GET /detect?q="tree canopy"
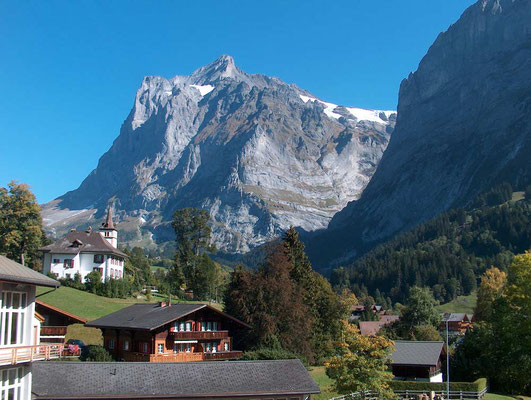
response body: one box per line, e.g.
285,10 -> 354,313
0,181 -> 46,268
326,323 -> 395,398
452,252 -> 531,394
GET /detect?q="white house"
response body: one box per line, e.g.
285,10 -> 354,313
40,208 -> 126,282
0,255 -> 61,399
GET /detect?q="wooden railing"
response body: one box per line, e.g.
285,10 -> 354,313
40,326 -> 67,336
203,351 -> 243,360
123,350 -> 243,363
170,330 -> 229,340
0,344 -> 62,366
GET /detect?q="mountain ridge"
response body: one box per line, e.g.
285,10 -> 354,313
43,55 -> 396,253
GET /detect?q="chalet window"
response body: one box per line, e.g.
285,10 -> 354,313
93,267 -> 103,274
93,254 -> 104,263
205,342 -> 211,352
201,322 -> 206,332
157,344 -> 164,354
142,343 -> 148,353
185,322 -> 191,331
207,322 -> 212,331
65,273 -> 71,279
0,367 -> 24,400
108,339 -> 115,349
123,340 -> 129,351
224,342 -> 229,351
173,344 -> 179,353
0,291 -> 27,346
53,259 -> 60,264
213,321 -> 218,331
179,322 -> 185,331
64,259 -> 73,268
185,343 -> 191,353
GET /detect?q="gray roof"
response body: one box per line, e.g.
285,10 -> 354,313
86,303 -> 251,331
441,312 -> 471,322
31,360 -> 320,399
39,230 -> 126,257
390,341 -> 444,366
0,255 -> 59,288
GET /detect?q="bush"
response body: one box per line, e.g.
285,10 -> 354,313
80,345 -> 113,362
241,347 -> 305,365
389,378 -> 487,392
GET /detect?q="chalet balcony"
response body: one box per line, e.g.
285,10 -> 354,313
40,326 -> 68,336
123,350 -> 243,363
0,344 -> 62,366
169,330 -> 229,340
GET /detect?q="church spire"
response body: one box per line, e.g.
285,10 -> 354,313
102,207 -> 115,230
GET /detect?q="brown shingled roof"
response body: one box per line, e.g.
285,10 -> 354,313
39,231 -> 126,258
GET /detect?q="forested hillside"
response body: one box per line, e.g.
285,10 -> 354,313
331,184 -> 531,304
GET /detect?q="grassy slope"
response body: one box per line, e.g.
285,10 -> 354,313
437,291 -> 477,314
37,286 -> 220,345
309,366 -> 339,400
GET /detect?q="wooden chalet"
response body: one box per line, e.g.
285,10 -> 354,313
439,313 -> 473,336
86,302 -> 250,362
35,300 -> 87,345
390,341 -> 445,382
32,359 -> 320,399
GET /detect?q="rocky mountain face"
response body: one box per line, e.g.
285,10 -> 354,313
307,0 -> 531,270
42,56 -> 395,253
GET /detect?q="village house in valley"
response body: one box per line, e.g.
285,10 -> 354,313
390,341 -> 445,382
86,302 -> 250,362
439,313 -> 474,336
0,255 -> 61,399
40,208 -> 126,282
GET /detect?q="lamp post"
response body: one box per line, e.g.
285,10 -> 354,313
445,315 -> 450,400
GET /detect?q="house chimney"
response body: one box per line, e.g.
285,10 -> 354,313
159,301 -> 167,308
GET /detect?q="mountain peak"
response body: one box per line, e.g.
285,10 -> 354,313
191,54 -> 241,84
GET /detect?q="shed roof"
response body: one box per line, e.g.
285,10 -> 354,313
0,255 -> 59,288
390,341 -> 444,367
86,303 -> 251,331
35,299 -> 87,324
31,359 -> 320,399
359,315 -> 399,336
39,230 -> 126,257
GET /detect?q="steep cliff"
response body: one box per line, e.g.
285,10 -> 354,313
308,0 -> 531,269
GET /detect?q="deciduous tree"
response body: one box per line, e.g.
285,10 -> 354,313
326,323 -> 395,399
0,181 -> 45,267
474,266 -> 507,321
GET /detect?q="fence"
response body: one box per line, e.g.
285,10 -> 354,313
330,386 -> 487,400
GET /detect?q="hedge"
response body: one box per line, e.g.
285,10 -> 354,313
389,378 -> 487,393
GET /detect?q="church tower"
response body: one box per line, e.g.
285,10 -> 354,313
100,207 -> 118,248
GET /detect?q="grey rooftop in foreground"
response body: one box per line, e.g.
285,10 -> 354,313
86,302 -> 251,331
390,341 -> 444,366
0,255 -> 59,288
32,359 -> 320,399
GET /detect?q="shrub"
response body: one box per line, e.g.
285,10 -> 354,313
388,378 -> 487,393
80,345 -> 113,362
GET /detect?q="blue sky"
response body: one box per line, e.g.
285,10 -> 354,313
0,0 -> 475,204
